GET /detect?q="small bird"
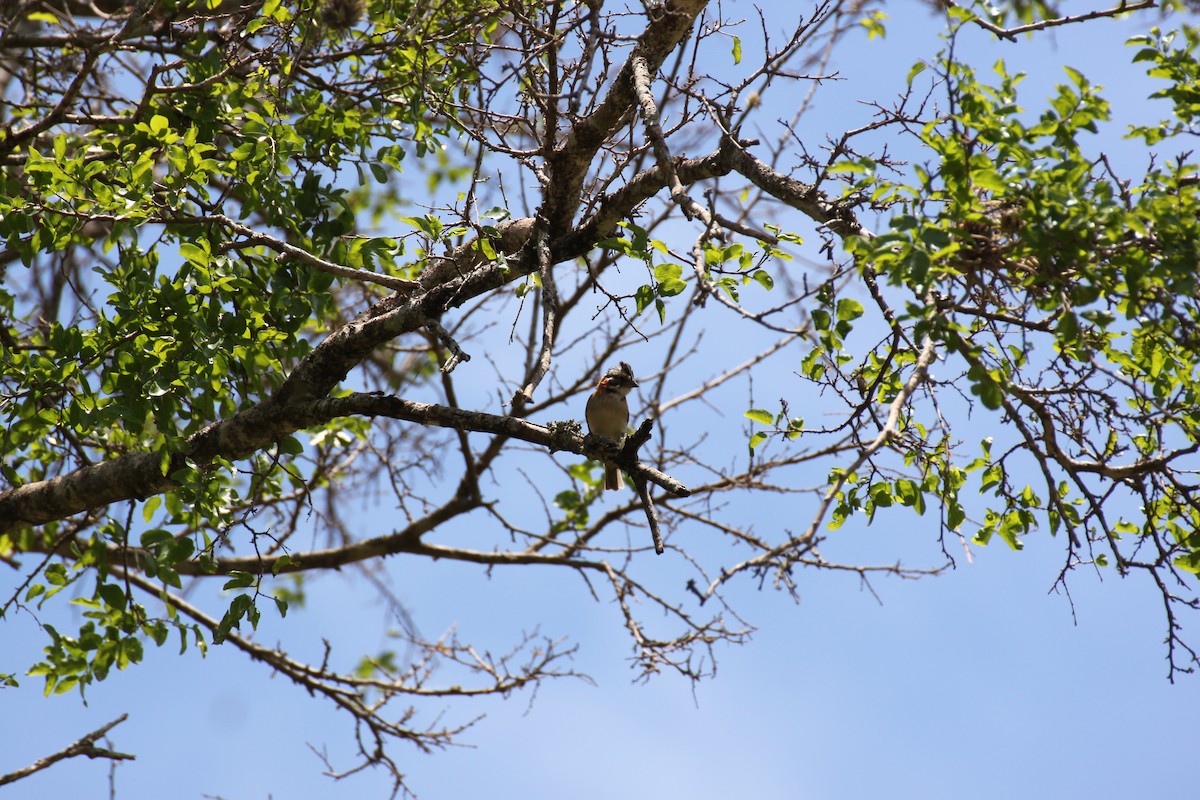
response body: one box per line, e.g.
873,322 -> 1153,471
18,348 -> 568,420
585,361 -> 639,490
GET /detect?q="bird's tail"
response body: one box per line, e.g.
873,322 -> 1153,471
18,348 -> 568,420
605,462 -> 622,491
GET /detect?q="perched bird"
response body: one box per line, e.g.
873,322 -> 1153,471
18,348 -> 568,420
585,361 -> 639,490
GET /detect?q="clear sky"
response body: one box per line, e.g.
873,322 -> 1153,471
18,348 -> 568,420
3,4 -> 1198,799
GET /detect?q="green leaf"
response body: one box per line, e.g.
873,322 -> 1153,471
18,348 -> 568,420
45,563 -> 68,586
657,278 -> 687,297
142,495 -> 162,523
98,583 -> 126,611
744,408 -> 774,425
279,435 -> 304,455
634,284 -> 655,316
179,242 -> 209,266
555,489 -> 581,510
140,529 -> 173,549
946,501 -> 966,531
907,61 -> 927,86
836,298 -> 864,321
654,263 -> 687,296
165,537 -> 195,565
861,9 -> 887,39
222,571 -> 257,591
149,621 -> 169,646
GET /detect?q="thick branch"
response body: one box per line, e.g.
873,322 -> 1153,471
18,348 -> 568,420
544,0 -> 709,233
0,131 -> 856,535
0,138 -> 746,532
726,144 -> 869,239
0,389 -> 689,533
300,394 -> 690,498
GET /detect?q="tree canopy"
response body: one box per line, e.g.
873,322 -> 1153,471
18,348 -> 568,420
4,0 -> 1200,793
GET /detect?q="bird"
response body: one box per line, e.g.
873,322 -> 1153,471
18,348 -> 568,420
585,361 -> 639,490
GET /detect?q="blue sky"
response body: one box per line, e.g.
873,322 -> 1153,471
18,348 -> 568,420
3,3 -> 1199,799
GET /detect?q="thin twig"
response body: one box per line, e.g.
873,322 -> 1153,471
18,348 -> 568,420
0,715 -> 134,787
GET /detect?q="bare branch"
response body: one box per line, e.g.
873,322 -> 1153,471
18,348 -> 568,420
942,0 -> 1156,41
0,715 -> 134,788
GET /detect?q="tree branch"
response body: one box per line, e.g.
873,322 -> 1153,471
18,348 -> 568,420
941,0 -> 1156,41
0,390 -> 689,533
701,334 -> 939,599
0,714 -> 133,788
544,0 -> 709,233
